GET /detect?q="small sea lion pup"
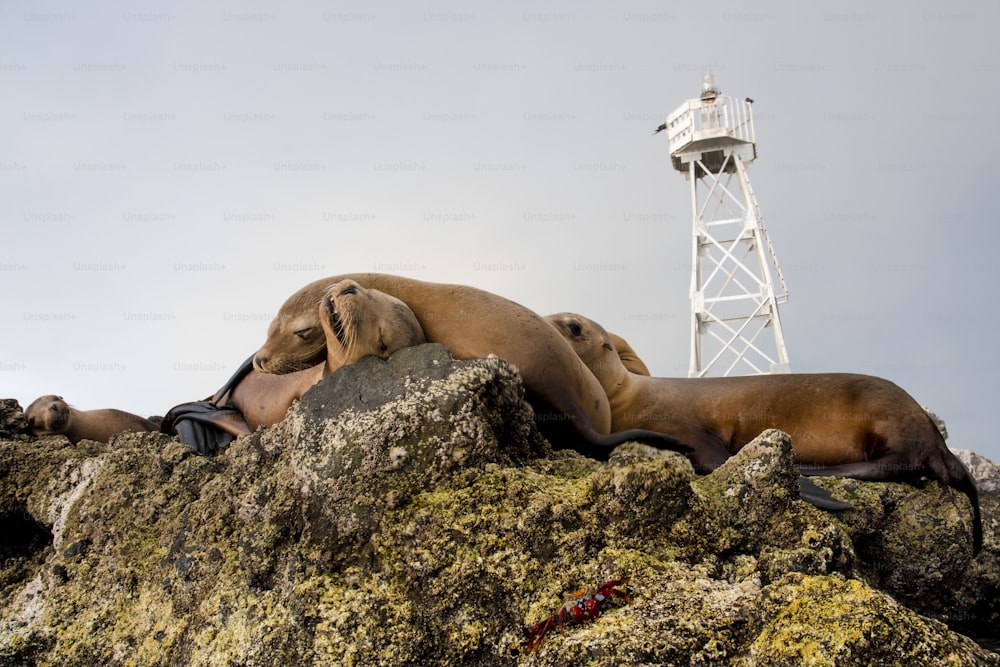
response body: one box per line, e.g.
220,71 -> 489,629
546,312 -> 983,554
254,273 -> 692,459
225,278 -> 427,429
25,394 -> 157,444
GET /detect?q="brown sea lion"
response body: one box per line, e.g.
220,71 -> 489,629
607,332 -> 650,376
25,394 -> 157,444
253,273 -> 692,459
222,279 -> 427,430
546,312 -> 983,553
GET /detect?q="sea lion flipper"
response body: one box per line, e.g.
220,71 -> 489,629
604,429 -> 694,454
211,353 -> 257,405
797,477 -> 852,511
160,401 -> 250,454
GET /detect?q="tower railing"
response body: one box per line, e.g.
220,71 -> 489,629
666,95 -> 756,158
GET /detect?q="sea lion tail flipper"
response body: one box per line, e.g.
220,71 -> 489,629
929,453 -> 983,556
797,477 -> 852,511
573,428 -> 693,461
967,482 -> 983,556
796,460 -> 900,482
802,457 -> 983,555
608,428 -> 694,454
962,475 -> 984,556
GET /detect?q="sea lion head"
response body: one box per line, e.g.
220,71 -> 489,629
545,312 -> 633,389
319,279 -> 426,373
25,394 -> 72,436
254,288 -> 328,374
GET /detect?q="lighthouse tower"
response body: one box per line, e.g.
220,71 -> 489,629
660,74 -> 791,377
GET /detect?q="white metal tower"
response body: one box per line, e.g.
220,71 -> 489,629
659,74 -> 791,377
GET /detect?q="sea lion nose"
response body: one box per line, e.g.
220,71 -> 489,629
253,355 -> 267,371
340,284 -> 358,296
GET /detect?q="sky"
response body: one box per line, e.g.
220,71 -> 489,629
2,1 -> 998,462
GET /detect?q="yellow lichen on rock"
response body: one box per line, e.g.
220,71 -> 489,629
0,345 -> 997,665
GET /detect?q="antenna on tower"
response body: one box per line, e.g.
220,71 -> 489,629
658,73 -> 791,377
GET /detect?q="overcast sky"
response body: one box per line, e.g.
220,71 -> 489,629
3,1 -> 998,462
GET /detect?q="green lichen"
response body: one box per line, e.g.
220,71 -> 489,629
740,573 -> 994,666
0,349 -> 997,665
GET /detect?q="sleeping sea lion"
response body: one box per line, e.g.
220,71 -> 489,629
25,395 -> 156,444
228,278 -> 427,430
253,273 -> 692,459
546,312 -> 982,553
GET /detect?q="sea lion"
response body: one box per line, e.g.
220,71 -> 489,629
607,332 -> 650,376
254,273 -> 692,459
546,312 -> 983,553
226,278 -> 427,430
25,394 -> 157,444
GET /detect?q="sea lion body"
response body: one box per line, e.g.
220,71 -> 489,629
255,273 -> 691,458
547,312 -> 982,552
223,279 -> 426,430
224,366 -> 321,431
25,395 -> 157,444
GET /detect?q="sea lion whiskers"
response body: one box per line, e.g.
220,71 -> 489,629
318,279 -> 426,373
322,290 -> 348,348
321,287 -> 354,372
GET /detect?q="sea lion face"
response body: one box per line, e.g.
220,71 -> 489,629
545,313 -> 615,366
254,308 -> 327,374
545,312 -> 627,386
25,395 -> 71,435
320,279 -> 426,372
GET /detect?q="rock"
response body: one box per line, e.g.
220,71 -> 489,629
741,573 -> 994,666
955,449 -> 1000,493
0,344 -> 996,665
256,342 -> 550,571
0,400 -> 27,439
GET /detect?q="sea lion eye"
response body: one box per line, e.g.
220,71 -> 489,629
294,327 -> 316,340
568,323 -> 583,337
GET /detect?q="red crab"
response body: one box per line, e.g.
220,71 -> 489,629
525,577 -> 631,652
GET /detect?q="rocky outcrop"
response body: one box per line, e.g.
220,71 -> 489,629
0,399 -> 27,438
957,449 -> 1000,494
1,343 -> 997,665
